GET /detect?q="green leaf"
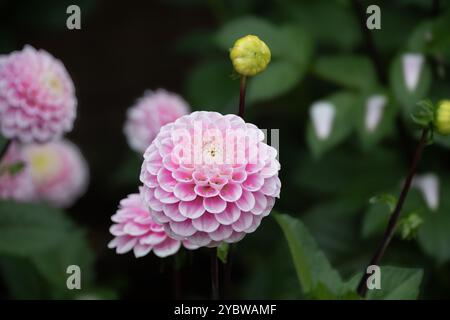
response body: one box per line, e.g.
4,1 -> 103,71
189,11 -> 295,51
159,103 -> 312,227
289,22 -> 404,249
215,16 -> 313,66
112,152 -> 142,188
7,161 -> 25,176
31,230 -> 95,296
279,0 -> 361,50
347,266 -> 423,300
369,193 -> 398,212
399,213 -> 423,240
216,16 -> 280,54
418,212 -> 450,263
276,25 -> 313,68
390,53 -> 432,115
417,182 -> 450,263
0,256 -> 48,299
184,60 -> 237,111
0,201 -> 73,256
362,189 -> 425,239
274,213 -> 346,298
411,100 -> 435,128
314,55 -> 377,91
306,92 -> 358,158
217,242 -> 229,264
0,134 -> 7,151
247,60 -> 303,104
296,146 -> 404,205
407,21 -> 434,53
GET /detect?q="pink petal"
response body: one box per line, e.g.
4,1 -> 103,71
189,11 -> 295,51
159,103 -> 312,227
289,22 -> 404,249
203,196 -> 227,214
215,202 -> 241,225
157,168 -> 177,192
115,236 -> 138,254
245,162 -> 264,174
154,187 -> 179,204
192,213 -> 220,232
236,189 -> 256,212
182,240 -> 200,250
246,215 -> 263,233
109,224 -> 125,236
172,168 -> 193,183
179,197 -> 205,219
140,232 -> 166,245
163,203 -> 187,222
260,160 -> 280,178
145,188 -> 164,212
232,211 -> 254,232
219,183 -> 243,202
209,176 -> 228,189
231,170 -> 247,183
242,174 -> 264,192
173,183 -> 197,201
150,210 -> 170,223
260,176 -> 279,197
133,244 -> 152,258
123,222 -> 150,236
169,220 -> 196,237
189,231 -> 212,247
209,225 -> 233,242
192,171 -> 209,186
153,238 -> 181,257
163,154 -> 179,171
194,185 -> 219,198
262,197 -> 275,217
225,231 -> 246,243
251,192 -> 268,216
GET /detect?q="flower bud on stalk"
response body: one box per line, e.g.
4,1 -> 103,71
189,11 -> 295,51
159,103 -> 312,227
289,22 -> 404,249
229,35 -> 271,118
229,35 -> 271,77
434,100 -> 450,136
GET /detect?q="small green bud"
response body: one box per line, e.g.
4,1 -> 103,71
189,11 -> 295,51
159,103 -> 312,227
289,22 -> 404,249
434,100 -> 450,136
229,35 -> 271,76
399,213 -> 423,240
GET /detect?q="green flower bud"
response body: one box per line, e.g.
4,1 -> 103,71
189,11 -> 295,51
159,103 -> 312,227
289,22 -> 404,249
229,35 -> 271,76
435,100 -> 450,136
399,213 -> 423,240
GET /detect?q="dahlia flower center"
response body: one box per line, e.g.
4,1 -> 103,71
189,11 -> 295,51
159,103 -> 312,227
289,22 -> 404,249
27,148 -> 62,182
41,72 -> 64,96
202,141 -> 223,164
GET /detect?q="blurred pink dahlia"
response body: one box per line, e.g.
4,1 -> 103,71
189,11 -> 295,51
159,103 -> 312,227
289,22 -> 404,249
124,89 -> 190,153
108,191 -> 198,258
140,111 -> 281,247
0,45 -> 76,143
22,139 -> 88,208
0,142 -> 34,201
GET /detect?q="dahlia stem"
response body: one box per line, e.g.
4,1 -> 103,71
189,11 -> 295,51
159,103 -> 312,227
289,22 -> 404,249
357,128 -> 429,297
210,249 -> 220,300
223,244 -> 233,299
238,76 -> 247,118
172,266 -> 181,299
0,139 -> 11,164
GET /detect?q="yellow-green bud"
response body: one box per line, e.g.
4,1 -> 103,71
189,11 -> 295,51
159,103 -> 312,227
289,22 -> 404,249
229,35 -> 271,76
435,100 -> 450,135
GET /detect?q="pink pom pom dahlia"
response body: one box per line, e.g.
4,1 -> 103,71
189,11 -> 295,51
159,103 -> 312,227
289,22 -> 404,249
22,139 -> 88,208
108,191 -> 197,258
140,111 -> 281,247
0,142 -> 34,201
124,89 -> 190,153
0,45 -> 76,143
